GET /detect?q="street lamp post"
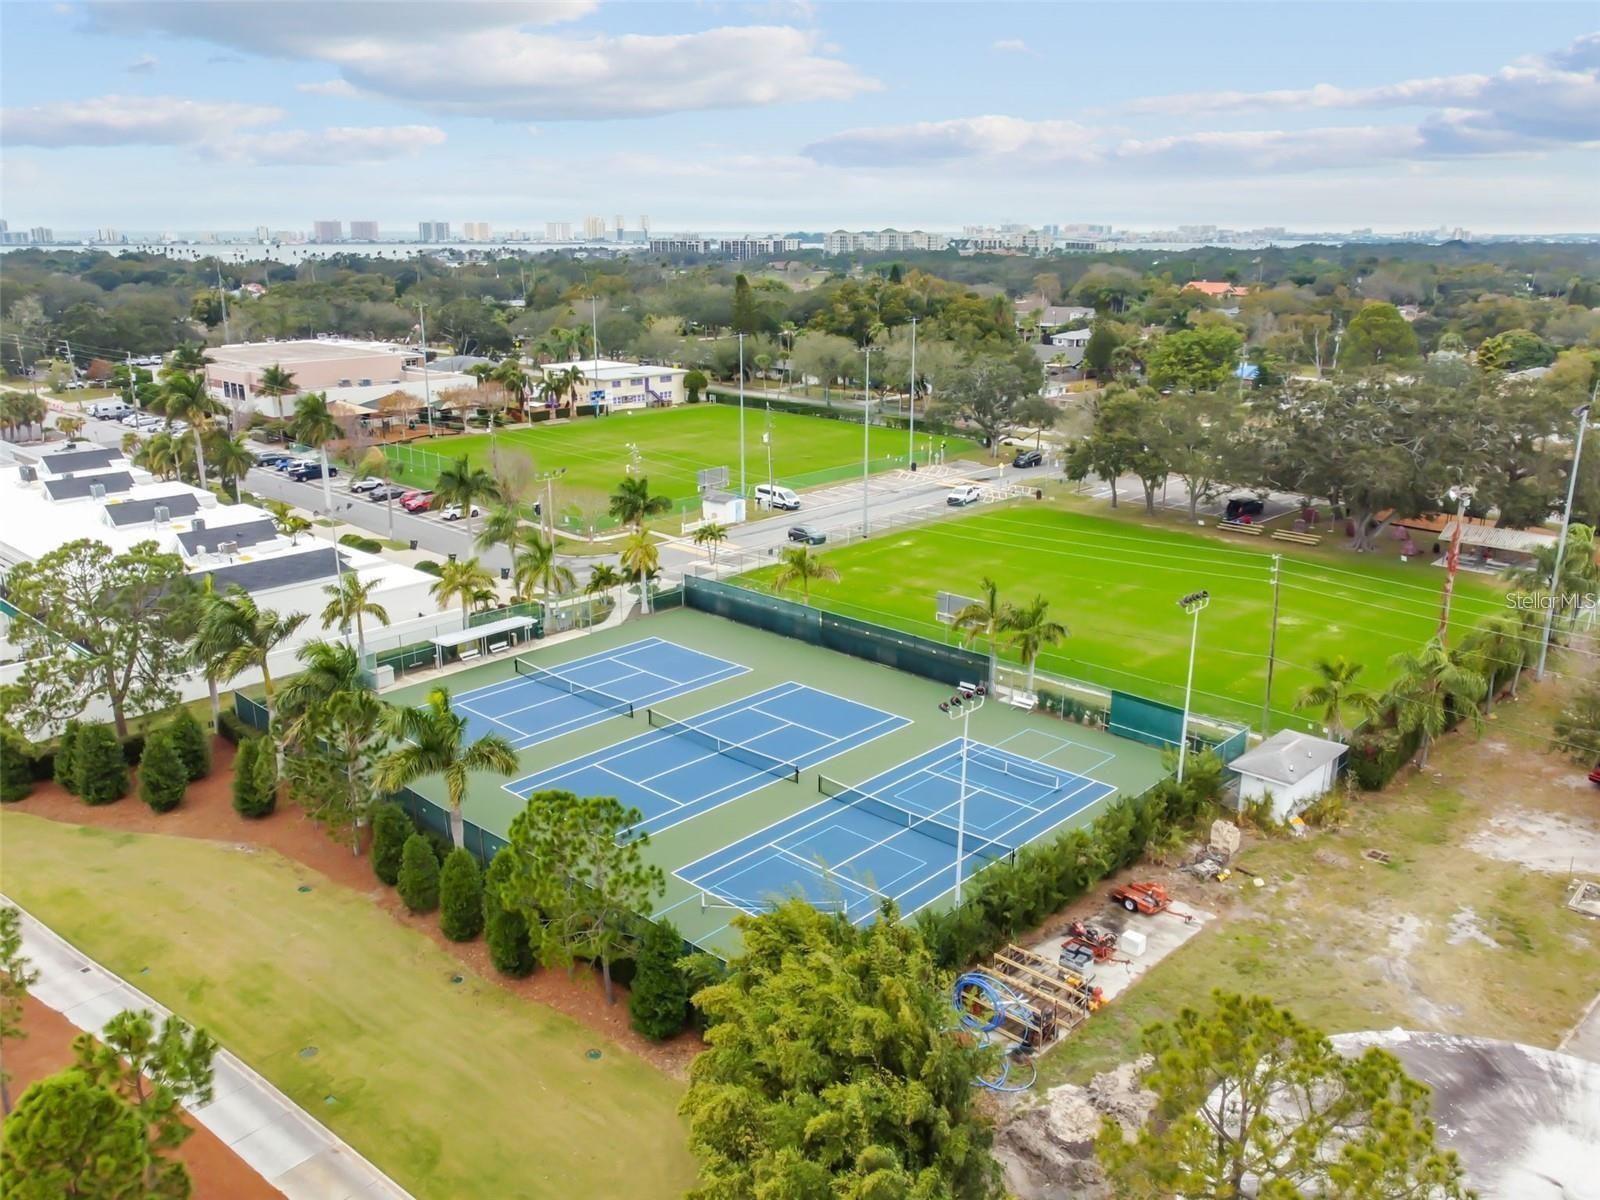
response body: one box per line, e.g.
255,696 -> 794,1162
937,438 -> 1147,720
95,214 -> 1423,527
908,317 -> 918,467
861,345 -> 874,535
738,332 -> 747,497
417,303 -> 434,436
1176,590 -> 1211,783
1538,397 -> 1595,680
940,684 -> 987,905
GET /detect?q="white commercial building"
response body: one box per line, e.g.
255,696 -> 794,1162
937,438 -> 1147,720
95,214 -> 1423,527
824,229 -> 951,254
1228,731 -> 1347,823
534,358 -> 688,410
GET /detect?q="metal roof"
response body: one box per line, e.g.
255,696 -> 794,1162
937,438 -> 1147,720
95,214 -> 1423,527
1439,522 -> 1556,554
194,547 -> 346,594
103,492 -> 203,527
42,471 -> 134,500
1229,730 -> 1347,785
430,615 -> 538,648
38,447 -> 119,474
176,518 -> 279,555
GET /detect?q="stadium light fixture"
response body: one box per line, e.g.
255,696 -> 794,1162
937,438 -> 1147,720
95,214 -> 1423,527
1176,590 -> 1211,783
941,684 -> 986,905
1538,395 -> 1595,680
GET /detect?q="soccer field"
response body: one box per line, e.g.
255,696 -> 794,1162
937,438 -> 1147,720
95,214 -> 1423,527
737,504 -> 1510,731
0,813 -> 696,1200
386,404 -> 977,523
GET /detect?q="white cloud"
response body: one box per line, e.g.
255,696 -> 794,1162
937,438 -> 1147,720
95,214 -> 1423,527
125,53 -> 157,73
80,3 -> 876,120
991,38 -> 1032,54
201,125 -> 447,167
2,94 -> 282,147
807,115 -> 1097,167
296,79 -> 358,98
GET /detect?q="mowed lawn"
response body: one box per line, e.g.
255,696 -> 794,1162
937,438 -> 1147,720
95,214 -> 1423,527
0,814 -> 696,1200
390,404 -> 977,514
741,504 -> 1509,729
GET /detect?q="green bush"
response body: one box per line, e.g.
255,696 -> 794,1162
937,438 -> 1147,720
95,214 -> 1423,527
166,708 -> 211,781
370,803 -> 412,886
439,848 -> 484,941
397,834 -> 441,913
137,728 -> 187,813
338,533 -> 384,553
483,847 -> 535,977
216,710 -> 257,745
421,829 -> 453,864
53,720 -> 82,794
230,736 -> 277,818
629,919 -> 691,1041
414,560 -> 444,577
74,723 -> 129,806
0,725 -> 34,803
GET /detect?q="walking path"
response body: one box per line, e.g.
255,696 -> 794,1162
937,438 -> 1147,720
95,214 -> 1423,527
3,897 -> 413,1200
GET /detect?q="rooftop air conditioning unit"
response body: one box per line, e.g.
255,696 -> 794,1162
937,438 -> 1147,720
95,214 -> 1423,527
192,517 -> 205,531
90,483 -> 106,499
153,504 -> 170,523
18,465 -> 36,482
193,544 -> 208,556
218,541 -> 239,555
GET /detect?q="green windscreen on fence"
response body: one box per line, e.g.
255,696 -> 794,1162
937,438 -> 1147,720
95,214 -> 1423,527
1108,690 -> 1186,751
683,576 -> 988,687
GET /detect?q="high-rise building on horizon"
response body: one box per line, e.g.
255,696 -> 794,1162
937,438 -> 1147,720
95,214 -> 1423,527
583,215 -> 606,239
546,221 -> 573,240
29,227 -> 54,244
639,215 -> 650,234
418,221 -> 450,241
312,219 -> 343,242
462,221 -> 491,240
349,220 -> 379,240
254,225 -> 271,242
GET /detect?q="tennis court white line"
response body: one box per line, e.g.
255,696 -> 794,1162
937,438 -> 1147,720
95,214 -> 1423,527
451,637 -> 669,706
490,654 -> 741,723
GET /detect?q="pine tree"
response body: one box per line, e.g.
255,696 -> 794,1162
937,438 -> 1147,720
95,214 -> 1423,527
136,729 -> 187,814
230,736 -> 276,818
629,919 -> 690,1041
370,803 -> 412,886
73,724 -> 128,806
397,834 -> 440,913
165,708 -> 210,782
249,738 -> 278,817
0,1069 -> 160,1200
438,848 -> 484,941
483,846 -> 535,976
0,726 -> 34,803
53,720 -> 82,795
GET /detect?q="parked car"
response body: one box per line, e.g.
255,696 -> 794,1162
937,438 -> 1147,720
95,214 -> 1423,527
946,484 -> 982,507
289,462 -> 336,482
89,400 -> 132,420
754,483 -> 801,511
254,452 -> 294,469
1012,448 -> 1044,468
787,524 -> 827,545
440,503 -> 482,522
273,457 -> 305,472
1224,496 -> 1266,521
368,484 -> 407,501
401,490 -> 435,513
348,476 -> 383,494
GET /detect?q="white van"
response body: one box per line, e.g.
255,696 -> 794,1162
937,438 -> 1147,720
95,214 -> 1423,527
754,483 -> 800,511
89,400 -> 134,420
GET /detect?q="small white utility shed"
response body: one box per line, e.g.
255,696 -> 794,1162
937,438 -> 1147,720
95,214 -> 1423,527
1229,730 -> 1347,821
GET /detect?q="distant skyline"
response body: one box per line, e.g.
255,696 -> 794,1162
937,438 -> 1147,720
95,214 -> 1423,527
2,2 -> 1597,233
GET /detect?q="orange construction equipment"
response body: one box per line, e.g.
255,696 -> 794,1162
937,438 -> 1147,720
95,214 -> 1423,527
1109,881 -> 1197,923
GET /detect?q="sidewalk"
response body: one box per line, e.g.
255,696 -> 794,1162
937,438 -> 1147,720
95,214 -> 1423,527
3,897 -> 412,1200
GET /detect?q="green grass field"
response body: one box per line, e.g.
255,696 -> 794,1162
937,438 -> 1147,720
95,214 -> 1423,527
386,404 -> 978,525
0,814 -> 696,1200
738,502 -> 1510,730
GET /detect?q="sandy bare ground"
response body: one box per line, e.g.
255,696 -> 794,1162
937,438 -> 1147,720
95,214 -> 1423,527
1465,806 -> 1600,875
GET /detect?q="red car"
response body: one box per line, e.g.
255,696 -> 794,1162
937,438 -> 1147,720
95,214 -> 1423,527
1588,765 -> 1600,787
400,490 -> 434,513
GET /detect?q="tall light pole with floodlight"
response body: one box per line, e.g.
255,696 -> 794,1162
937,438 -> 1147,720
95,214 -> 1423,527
939,683 -> 986,904
1538,394 -> 1595,680
1176,590 -> 1211,783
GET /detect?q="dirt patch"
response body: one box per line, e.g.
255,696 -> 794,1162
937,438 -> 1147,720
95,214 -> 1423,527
3,994 -> 283,1200
1447,907 -> 1500,950
1465,807 -> 1600,875
8,738 -> 701,1077
994,1056 -> 1155,1200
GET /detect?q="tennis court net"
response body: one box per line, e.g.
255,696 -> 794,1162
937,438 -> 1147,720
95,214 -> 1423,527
967,747 -> 1069,792
646,709 -> 800,783
817,776 -> 1016,865
513,657 -> 635,718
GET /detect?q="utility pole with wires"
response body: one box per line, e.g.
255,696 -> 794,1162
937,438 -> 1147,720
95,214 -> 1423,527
215,261 -> 232,344
1437,484 -> 1474,642
417,303 -> 434,436
1538,395 -> 1596,680
861,345 -> 874,535
908,317 -> 918,466
737,332 -> 747,496
1261,554 -> 1281,736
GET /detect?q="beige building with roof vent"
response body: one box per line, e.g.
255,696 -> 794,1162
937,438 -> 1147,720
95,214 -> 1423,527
1228,730 -> 1347,822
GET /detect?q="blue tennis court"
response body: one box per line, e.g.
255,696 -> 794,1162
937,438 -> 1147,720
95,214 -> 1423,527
673,737 -> 1117,927
450,636 -> 747,750
504,682 -> 909,836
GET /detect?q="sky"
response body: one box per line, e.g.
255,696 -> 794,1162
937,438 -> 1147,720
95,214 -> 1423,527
1,1 -> 1597,235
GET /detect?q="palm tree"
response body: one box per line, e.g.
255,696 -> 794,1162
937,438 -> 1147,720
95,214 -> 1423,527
693,522 -> 729,569
188,574 -> 230,732
290,391 -> 341,509
375,687 -> 518,848
511,528 -> 574,602
208,431 -> 255,501
771,545 -> 839,606
133,431 -> 180,480
321,572 -> 390,659
584,562 -> 623,627
608,475 -> 670,530
256,363 -> 297,428
57,414 -> 86,440
490,357 -> 531,416
1002,595 -> 1068,689
619,530 -> 660,615
1386,639 -> 1487,768
275,639 -> 366,747
474,503 -> 523,563
433,454 -> 499,540
266,499 -> 311,545
164,344 -> 212,376
192,585 -> 308,762
953,576 -> 1007,687
1506,525 -> 1599,635
159,370 -> 223,489
354,447 -> 398,540
432,557 -> 496,630
1294,655 -> 1380,742
1459,613 -> 1525,714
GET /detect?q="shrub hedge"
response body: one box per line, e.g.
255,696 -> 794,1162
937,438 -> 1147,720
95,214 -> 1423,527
338,533 -> 384,553
230,737 -> 277,818
629,919 -> 691,1041
397,834 -> 441,913
0,726 -> 34,803
370,803 -> 412,885
166,708 -> 211,781
53,720 -> 82,794
74,723 -> 129,806
439,848 -> 484,941
483,847 -> 535,977
137,728 -> 187,813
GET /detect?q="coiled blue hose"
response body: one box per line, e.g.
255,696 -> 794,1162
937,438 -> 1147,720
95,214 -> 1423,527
953,972 -> 1040,1092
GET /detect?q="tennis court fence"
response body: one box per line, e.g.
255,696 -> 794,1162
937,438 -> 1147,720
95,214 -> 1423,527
817,775 -> 1016,866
